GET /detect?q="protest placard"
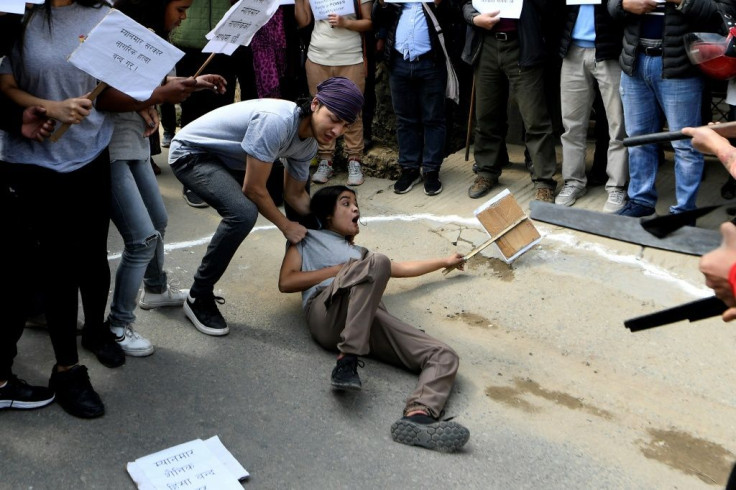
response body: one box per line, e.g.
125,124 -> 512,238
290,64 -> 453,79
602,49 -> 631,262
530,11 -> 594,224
471,0 -> 523,19
309,0 -> 354,21
67,9 -> 184,101
126,436 -> 249,490
0,0 -> 27,14
203,0 -> 280,56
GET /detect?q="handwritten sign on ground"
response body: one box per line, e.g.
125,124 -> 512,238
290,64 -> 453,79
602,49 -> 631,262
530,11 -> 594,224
310,0 -> 354,21
126,436 -> 249,490
471,0 -> 523,19
67,9 -> 184,101
203,0 -> 280,55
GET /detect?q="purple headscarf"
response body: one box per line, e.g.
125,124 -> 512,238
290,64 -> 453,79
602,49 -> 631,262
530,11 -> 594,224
315,77 -> 364,125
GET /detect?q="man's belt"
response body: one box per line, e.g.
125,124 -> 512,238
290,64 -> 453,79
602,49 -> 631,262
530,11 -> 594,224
493,31 -> 518,41
638,45 -> 663,56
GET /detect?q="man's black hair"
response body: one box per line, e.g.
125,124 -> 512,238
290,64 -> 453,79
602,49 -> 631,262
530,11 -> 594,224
298,97 -> 314,118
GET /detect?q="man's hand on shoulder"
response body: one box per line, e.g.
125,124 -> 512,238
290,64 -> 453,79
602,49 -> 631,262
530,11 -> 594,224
283,221 -> 308,244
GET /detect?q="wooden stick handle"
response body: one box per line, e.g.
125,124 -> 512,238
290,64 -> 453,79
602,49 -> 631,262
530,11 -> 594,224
442,216 -> 528,275
50,82 -> 108,143
192,53 -> 216,79
623,121 -> 736,147
465,77 -> 476,162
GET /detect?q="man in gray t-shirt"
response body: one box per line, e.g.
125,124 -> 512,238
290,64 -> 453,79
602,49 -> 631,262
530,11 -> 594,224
170,77 -> 364,337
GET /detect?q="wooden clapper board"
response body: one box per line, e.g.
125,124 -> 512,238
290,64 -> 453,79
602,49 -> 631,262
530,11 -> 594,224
443,189 -> 541,274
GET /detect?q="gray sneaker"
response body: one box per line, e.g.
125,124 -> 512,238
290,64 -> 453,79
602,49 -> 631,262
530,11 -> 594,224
312,160 -> 334,184
347,159 -> 364,186
110,325 -> 154,357
603,188 -> 627,213
554,183 -> 586,206
139,284 -> 189,310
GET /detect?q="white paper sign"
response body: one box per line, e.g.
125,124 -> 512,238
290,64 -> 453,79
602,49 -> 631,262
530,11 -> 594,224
0,0 -> 26,14
203,0 -> 280,55
279,0 -> 295,4
566,0 -> 601,4
472,0 -> 523,19
310,0 -> 354,21
126,436 -> 249,490
67,9 -> 184,101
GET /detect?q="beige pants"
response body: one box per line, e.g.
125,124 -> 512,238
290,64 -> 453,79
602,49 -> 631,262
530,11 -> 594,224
305,59 -> 365,161
305,252 -> 459,418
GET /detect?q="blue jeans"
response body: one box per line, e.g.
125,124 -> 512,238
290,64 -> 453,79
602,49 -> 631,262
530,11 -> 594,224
388,55 -> 447,172
171,153 -> 259,298
108,158 -> 169,328
620,54 -> 704,213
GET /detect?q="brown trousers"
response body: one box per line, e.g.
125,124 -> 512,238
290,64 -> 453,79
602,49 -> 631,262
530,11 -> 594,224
305,253 -> 459,418
305,59 -> 365,161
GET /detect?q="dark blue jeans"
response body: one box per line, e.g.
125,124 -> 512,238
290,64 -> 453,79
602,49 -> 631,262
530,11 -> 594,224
171,153 -> 259,299
388,55 -> 447,172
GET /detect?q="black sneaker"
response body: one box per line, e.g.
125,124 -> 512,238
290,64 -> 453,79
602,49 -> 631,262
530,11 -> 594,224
183,293 -> 229,336
423,171 -> 442,196
331,354 -> 363,391
390,413 -> 470,452
81,321 -> 125,368
49,365 -> 104,418
0,375 -> 54,410
183,188 -> 209,208
393,169 -> 421,194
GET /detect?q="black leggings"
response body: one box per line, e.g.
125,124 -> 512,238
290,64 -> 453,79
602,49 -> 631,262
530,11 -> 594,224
0,152 -> 111,375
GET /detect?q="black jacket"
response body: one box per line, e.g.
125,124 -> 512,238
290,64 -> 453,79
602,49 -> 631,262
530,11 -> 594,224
608,0 -> 735,78
461,0 -> 548,67
558,2 -> 623,61
372,1 -> 455,65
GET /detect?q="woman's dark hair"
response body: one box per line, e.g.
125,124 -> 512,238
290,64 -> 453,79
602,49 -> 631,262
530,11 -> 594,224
114,0 -> 171,38
310,185 -> 355,227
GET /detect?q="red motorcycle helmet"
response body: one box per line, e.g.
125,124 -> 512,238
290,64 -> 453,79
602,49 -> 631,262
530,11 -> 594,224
685,27 -> 736,80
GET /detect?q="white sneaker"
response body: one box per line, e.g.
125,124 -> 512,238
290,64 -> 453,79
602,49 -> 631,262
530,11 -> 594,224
138,284 -> 189,310
347,159 -> 364,186
111,325 -> 154,357
312,160 -> 334,184
554,183 -> 586,206
603,188 -> 627,213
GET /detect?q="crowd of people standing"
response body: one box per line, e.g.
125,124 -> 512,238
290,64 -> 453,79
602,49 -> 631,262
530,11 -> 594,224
2,0 -> 736,455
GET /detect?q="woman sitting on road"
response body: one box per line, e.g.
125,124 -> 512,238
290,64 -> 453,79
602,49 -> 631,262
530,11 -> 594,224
278,185 -> 470,452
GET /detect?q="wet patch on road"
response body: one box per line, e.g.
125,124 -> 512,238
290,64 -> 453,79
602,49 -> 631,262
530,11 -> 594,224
447,311 -> 496,329
466,256 -> 515,281
639,428 -> 735,486
485,377 -> 613,420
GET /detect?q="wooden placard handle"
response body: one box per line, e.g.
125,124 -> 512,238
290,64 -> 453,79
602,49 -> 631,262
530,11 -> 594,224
442,215 -> 527,275
50,82 -> 108,143
191,53 -> 216,79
